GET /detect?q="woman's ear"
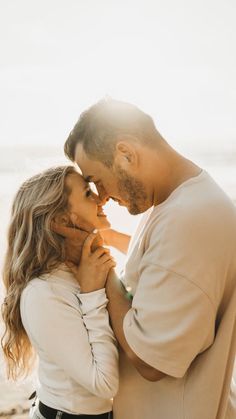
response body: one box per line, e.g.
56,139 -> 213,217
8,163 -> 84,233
53,213 -> 70,226
70,212 -> 78,225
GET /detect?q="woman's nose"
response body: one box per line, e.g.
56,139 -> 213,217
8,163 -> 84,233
96,193 -> 109,206
95,189 -> 109,205
99,195 -> 109,206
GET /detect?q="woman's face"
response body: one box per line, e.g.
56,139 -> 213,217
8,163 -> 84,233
65,172 -> 110,231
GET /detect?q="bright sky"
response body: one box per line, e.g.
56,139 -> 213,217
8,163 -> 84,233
0,0 -> 236,152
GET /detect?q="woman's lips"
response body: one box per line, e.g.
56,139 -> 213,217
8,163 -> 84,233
97,210 -> 107,217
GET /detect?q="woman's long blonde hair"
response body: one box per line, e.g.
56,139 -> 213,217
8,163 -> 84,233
1,165 -> 76,380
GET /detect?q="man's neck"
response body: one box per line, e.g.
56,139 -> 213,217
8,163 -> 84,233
152,148 -> 201,206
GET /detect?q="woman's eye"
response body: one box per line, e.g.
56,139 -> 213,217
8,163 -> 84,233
85,189 -> 92,197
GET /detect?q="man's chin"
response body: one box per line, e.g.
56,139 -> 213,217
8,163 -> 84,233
127,202 -> 151,215
127,206 -> 142,215
117,197 -> 148,215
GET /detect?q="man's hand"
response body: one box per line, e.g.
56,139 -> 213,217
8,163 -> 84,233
51,222 -> 104,264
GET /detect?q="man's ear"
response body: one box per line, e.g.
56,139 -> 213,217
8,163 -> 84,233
115,140 -> 139,169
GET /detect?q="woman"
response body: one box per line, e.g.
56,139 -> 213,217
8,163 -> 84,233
1,165 -> 121,419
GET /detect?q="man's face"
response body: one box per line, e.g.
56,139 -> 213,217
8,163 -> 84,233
75,144 -> 150,215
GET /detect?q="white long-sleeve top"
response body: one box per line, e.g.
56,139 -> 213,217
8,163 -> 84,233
20,266 -> 119,415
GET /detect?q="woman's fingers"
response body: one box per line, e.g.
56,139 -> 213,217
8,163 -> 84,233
82,233 -> 100,256
97,253 -> 115,265
90,246 -> 110,260
103,259 -> 116,270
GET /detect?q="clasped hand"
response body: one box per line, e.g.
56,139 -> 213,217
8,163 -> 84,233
51,222 -> 115,293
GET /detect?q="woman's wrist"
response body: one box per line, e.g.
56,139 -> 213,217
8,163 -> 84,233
80,284 -> 105,293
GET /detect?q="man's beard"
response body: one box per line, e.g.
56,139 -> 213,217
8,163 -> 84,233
115,167 -> 149,215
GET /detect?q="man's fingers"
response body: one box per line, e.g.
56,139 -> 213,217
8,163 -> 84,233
51,221 -> 89,241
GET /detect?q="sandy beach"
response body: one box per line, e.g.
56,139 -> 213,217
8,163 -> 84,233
0,381 -> 32,419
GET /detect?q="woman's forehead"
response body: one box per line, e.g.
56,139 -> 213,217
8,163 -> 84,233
66,172 -> 87,190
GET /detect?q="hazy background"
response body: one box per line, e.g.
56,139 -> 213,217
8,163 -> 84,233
0,0 -> 236,151
0,0 -> 235,416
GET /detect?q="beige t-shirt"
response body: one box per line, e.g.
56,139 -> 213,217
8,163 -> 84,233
113,171 -> 236,419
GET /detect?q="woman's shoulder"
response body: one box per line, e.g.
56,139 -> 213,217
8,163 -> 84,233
20,278 -> 53,326
21,269 -> 80,313
21,277 -> 53,305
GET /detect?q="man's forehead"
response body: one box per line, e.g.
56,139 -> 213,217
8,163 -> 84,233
74,143 -> 88,166
74,143 -> 103,178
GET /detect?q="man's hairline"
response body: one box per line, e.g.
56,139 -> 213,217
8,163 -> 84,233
71,146 -> 95,184
73,143 -> 113,178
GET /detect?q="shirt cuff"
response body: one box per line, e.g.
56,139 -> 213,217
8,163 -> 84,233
76,288 -> 108,314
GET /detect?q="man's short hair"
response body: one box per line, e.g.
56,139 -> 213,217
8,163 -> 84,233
64,98 -> 158,167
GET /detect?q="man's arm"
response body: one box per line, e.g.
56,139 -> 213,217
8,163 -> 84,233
100,229 -> 131,254
106,270 -> 166,382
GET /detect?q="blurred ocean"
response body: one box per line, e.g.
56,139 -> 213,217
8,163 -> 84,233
0,145 -> 236,417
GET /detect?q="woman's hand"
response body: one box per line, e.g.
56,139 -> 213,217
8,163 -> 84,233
67,233 -> 116,293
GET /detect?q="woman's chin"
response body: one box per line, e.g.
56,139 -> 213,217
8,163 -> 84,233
96,217 -> 111,230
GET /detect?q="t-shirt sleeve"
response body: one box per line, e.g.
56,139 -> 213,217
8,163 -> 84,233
20,283 -> 119,398
123,263 -> 216,378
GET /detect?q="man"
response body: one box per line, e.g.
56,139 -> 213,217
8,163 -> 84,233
63,99 -> 236,419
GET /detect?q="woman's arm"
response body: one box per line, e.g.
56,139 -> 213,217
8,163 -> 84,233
100,229 -> 131,254
21,283 -> 119,398
21,234 -> 119,397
